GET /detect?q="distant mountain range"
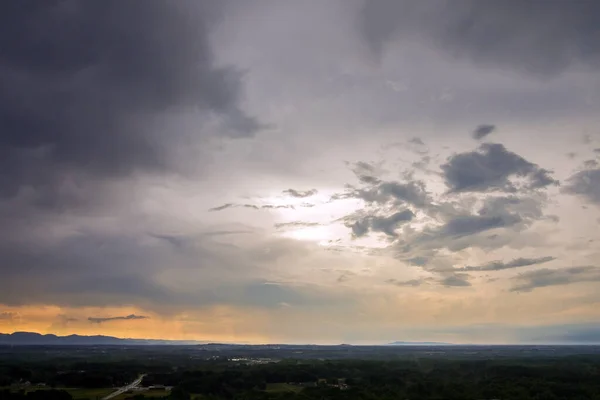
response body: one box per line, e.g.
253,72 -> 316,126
0,332 -> 204,346
0,332 -> 454,346
388,341 -> 452,346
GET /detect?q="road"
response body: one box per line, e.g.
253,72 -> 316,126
101,374 -> 146,400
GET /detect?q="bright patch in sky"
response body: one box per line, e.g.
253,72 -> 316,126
2,0 -> 600,345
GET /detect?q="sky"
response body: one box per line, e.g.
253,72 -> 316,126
1,0 -> 600,345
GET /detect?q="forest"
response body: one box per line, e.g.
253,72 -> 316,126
2,345 -> 600,399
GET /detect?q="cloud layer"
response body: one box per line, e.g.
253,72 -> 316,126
1,1 -> 600,344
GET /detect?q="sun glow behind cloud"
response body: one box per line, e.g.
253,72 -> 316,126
2,0 -> 600,345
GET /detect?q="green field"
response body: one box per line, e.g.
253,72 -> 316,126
112,389 -> 170,399
2,387 -> 114,399
66,387 -> 114,399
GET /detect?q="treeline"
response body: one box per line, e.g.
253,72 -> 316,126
139,358 -> 600,399
0,362 -> 139,388
0,389 -> 72,400
3,355 -> 600,399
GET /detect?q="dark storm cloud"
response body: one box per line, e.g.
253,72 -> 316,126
359,0 -> 600,76
0,226 -> 342,312
472,125 -> 495,140
464,256 -> 555,272
88,314 -> 149,324
0,232 -> 179,308
441,143 -> 558,193
563,168 -> 600,205
348,210 -> 414,238
0,0 -> 259,203
511,266 -> 600,292
283,189 -> 318,198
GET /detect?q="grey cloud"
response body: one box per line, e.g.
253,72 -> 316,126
441,143 -> 558,193
149,234 -> 190,249
349,209 -> 415,238
388,274 -> 471,287
50,315 -> 79,330
442,214 -> 520,238
283,189 -> 318,198
337,271 -> 356,283
350,219 -> 370,237
358,175 -> 381,185
478,196 -> 545,221
0,226 -> 342,313
528,169 -> 560,189
371,210 -> 415,237
594,148 -> 600,153
0,0 -> 259,205
563,168 -> 600,205
583,160 -> 599,169
511,266 -> 600,292
409,137 -> 425,145
386,278 -> 424,287
206,281 -> 346,309
355,161 -> 376,172
202,230 -> 255,237
359,0 -> 600,76
392,194 -> 545,263
407,257 -> 429,267
464,256 -> 555,272
472,124 -> 495,140
440,274 -> 471,287
351,161 -> 382,185
0,231 -> 201,309
340,178 -> 430,209
88,314 -> 149,324
0,312 -> 17,321
209,203 -> 235,212
274,221 -> 321,229
260,204 -> 299,210
209,203 -> 304,212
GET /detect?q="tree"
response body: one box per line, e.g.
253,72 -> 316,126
168,386 -> 190,400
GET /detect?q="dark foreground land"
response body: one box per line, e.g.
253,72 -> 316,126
2,344 -> 600,399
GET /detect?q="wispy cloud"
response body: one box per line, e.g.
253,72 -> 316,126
511,266 -> 600,292
283,189 -> 318,198
88,314 -> 149,324
472,124 -> 496,140
209,203 -> 309,212
464,256 -> 555,272
0,312 -> 18,321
